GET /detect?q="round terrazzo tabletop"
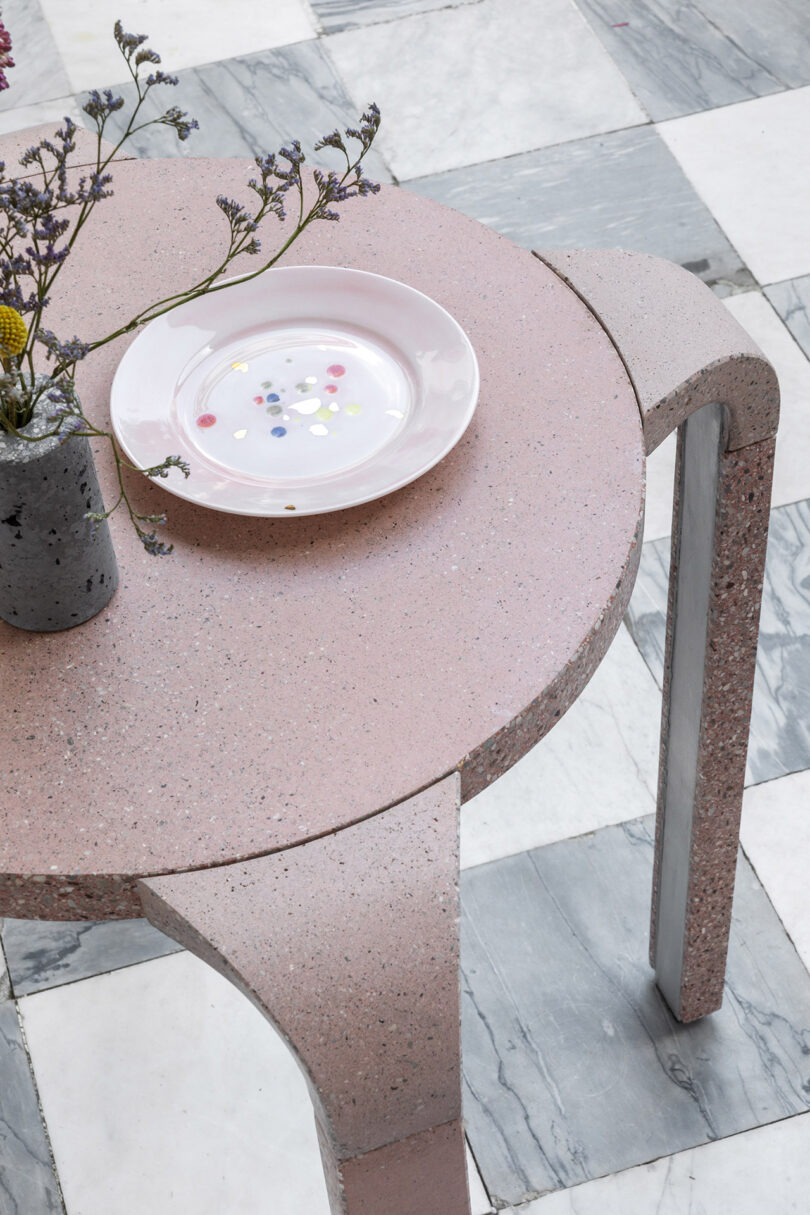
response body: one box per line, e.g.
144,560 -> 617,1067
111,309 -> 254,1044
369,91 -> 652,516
0,157 -> 644,917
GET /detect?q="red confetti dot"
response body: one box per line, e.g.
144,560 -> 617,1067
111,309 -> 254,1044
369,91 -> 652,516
197,413 -> 217,427
253,395 -> 264,404
327,364 -> 345,377
324,384 -> 338,394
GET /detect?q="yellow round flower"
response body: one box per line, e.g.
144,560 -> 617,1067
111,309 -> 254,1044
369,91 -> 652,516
0,305 -> 27,356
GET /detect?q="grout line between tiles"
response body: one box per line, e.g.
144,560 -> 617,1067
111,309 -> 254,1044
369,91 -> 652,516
13,999 -> 68,1215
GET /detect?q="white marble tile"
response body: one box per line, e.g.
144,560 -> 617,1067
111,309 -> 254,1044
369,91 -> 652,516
724,290 -> 810,509
38,0 -> 316,92
460,625 -> 660,868
326,0 -> 647,180
0,0 -> 71,110
468,1147 -> 493,1215
741,769 -> 810,972
508,1110 -> 810,1213
644,430 -> 677,542
19,949 -> 489,1214
0,96 -> 84,138
20,951 -> 330,1214
659,86 -> 810,285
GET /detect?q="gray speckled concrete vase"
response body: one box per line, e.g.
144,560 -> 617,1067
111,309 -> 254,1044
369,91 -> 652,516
0,405 -> 118,631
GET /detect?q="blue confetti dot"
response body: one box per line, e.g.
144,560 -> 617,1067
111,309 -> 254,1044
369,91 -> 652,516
271,426 -> 287,438
266,392 -> 280,403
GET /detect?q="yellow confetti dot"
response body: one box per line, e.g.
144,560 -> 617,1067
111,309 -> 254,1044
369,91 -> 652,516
345,402 -> 362,416
231,361 -> 248,372
0,306 -> 27,356
315,407 -> 332,421
233,429 -> 248,439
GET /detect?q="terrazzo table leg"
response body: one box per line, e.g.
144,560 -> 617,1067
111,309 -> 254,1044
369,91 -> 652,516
536,249 -> 779,1021
139,775 -> 470,1215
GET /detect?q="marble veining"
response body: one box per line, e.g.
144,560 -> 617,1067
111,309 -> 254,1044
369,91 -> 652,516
38,0 -> 316,92
0,0 -> 70,112
406,126 -> 753,295
0,942 -> 9,1003
82,40 -> 391,182
325,0 -> 647,180
765,274 -> 810,360
460,817 -> 810,1207
575,0 -> 810,122
311,0 -> 482,34
0,1002 -> 63,1213
627,499 -> 810,786
508,1110 -> 810,1214
0,917 -> 181,997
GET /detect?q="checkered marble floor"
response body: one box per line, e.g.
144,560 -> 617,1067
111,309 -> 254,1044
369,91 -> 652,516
2,1 -> 810,1212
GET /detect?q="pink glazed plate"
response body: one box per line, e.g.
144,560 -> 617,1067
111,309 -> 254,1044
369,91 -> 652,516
110,265 -> 480,516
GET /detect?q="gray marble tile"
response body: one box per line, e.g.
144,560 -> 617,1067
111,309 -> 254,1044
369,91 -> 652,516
311,0 -> 480,34
625,500 -> 810,786
575,0 -> 810,122
0,0 -> 71,112
0,941 -> 9,1003
461,816 -> 810,1208
78,41 -> 391,183
0,918 -> 181,997
406,125 -> 754,295
765,275 -> 810,361
0,1001 -> 63,1213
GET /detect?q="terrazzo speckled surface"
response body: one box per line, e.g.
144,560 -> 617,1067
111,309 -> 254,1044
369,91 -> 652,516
142,777 -> 470,1213
0,159 -> 643,912
2,1 -> 810,1211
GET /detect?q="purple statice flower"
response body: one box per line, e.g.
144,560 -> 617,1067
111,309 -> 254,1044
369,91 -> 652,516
83,88 -> 125,122
157,106 -> 199,141
35,329 -> 91,364
0,16 -> 14,92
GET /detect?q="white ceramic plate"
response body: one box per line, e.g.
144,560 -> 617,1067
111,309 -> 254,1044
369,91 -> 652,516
110,265 -> 479,516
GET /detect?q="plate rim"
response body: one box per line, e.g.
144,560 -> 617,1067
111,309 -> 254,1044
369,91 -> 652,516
110,263 -> 480,517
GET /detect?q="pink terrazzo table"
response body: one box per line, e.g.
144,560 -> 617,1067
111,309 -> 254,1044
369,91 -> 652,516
0,137 -> 778,1215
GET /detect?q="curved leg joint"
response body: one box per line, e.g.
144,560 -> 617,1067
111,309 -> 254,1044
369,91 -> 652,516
138,774 -> 470,1215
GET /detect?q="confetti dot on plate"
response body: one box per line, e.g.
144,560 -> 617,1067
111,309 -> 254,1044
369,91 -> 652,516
266,393 -> 280,403
232,361 -> 248,372
310,423 -> 329,436
283,414 -> 290,421
296,381 -> 311,393
305,375 -> 318,385
285,358 -> 293,363
253,395 -> 264,404
284,503 -> 295,509
324,384 -> 338,395
267,404 -> 283,416
329,402 -> 339,412
271,426 -> 287,437
386,409 -> 405,419
315,407 -> 332,421
293,397 -> 321,415
345,402 -> 362,416
233,428 -> 248,439
261,380 -> 273,388
327,364 -> 345,377
197,413 -> 217,427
